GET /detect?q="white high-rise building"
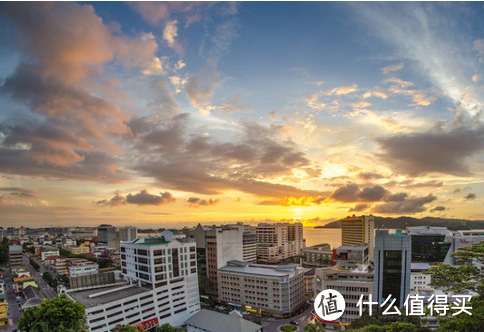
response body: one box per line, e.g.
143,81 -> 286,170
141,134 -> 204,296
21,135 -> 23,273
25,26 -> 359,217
66,237 -> 200,332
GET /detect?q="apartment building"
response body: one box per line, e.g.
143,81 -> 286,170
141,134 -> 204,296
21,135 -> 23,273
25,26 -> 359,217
218,260 -> 306,318
314,265 -> 374,324
341,215 -> 374,261
255,223 -> 304,263
66,237 -> 200,332
68,246 -> 91,255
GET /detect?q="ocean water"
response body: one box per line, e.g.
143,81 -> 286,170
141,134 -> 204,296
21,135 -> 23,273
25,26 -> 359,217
303,227 -> 342,248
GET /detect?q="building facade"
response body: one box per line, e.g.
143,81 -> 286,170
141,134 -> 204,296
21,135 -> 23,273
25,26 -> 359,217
118,226 -> 137,242
8,245 -> 23,269
335,244 -> 369,270
406,226 -> 453,263
301,244 -> 333,266
314,265 -> 374,324
341,215 -> 375,261
187,224 -> 244,296
255,223 -> 304,263
218,260 -> 306,318
373,230 -> 411,307
97,225 -> 118,249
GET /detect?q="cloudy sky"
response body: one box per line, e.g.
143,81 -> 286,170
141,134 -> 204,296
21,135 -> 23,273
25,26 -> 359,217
0,2 -> 483,228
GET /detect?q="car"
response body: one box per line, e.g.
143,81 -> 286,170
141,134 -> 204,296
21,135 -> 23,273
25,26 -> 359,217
290,320 -> 299,325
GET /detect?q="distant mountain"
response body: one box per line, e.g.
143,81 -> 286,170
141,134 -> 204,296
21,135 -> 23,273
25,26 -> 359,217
316,216 -> 484,230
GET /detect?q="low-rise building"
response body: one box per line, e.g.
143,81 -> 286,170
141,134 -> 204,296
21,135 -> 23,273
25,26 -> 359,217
13,276 -> 37,294
68,246 -> 91,255
301,244 -> 333,266
314,265 -> 374,324
41,246 -> 59,261
44,256 -> 68,274
185,309 -> 262,332
218,260 -> 306,318
335,244 -> 369,269
68,259 -> 99,277
0,302 -> 7,327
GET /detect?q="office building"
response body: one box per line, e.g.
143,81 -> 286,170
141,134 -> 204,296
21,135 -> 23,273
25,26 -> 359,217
341,215 -> 375,261
314,265 -> 374,324
187,224 -> 244,296
97,225 -> 118,249
406,226 -> 453,263
8,245 -> 23,268
66,237 -> 200,332
301,244 -> 333,266
218,260 -> 306,318
374,230 -> 411,307
303,268 -> 315,299
254,222 -> 304,263
118,226 -> 137,242
185,309 -> 262,332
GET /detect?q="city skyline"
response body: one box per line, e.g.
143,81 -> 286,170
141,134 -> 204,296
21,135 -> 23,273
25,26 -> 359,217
0,2 -> 483,228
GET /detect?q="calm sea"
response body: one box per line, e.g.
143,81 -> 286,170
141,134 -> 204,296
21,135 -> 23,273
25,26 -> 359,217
303,227 -> 342,248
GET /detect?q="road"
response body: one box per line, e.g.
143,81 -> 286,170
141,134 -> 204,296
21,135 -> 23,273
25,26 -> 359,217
22,255 -> 57,299
260,304 -> 315,332
1,269 -> 20,332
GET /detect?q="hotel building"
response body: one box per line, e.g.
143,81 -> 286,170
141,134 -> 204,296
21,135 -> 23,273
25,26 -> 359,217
341,215 -> 375,261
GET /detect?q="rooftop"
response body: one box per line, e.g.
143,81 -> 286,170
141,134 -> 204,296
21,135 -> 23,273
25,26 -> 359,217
219,260 -> 303,278
411,263 -> 432,271
185,309 -> 262,332
68,283 -> 150,308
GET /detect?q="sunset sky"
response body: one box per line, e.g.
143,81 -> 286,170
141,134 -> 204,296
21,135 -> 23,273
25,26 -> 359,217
0,2 -> 483,228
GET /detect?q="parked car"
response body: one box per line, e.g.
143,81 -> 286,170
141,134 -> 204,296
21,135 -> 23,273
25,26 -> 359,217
290,320 -> 299,325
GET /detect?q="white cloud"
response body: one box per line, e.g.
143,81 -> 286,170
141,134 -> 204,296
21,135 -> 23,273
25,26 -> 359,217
142,57 -> 166,76
381,63 -> 404,74
163,20 -> 182,53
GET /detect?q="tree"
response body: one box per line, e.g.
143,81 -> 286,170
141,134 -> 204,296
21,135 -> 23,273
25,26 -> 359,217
18,294 -> 88,331
361,322 -> 417,332
42,272 -> 57,288
112,324 -> 143,332
98,258 -> 113,269
0,237 -> 9,266
152,323 -> 184,332
434,295 -> 484,332
426,241 -> 484,295
304,320 -> 326,331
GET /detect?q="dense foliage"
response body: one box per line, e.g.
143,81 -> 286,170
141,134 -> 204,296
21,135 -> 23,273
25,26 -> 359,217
18,294 -> 88,332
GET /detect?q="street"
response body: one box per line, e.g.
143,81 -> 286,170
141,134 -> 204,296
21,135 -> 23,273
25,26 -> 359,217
22,255 -> 57,299
260,304 -> 315,332
1,270 -> 20,332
